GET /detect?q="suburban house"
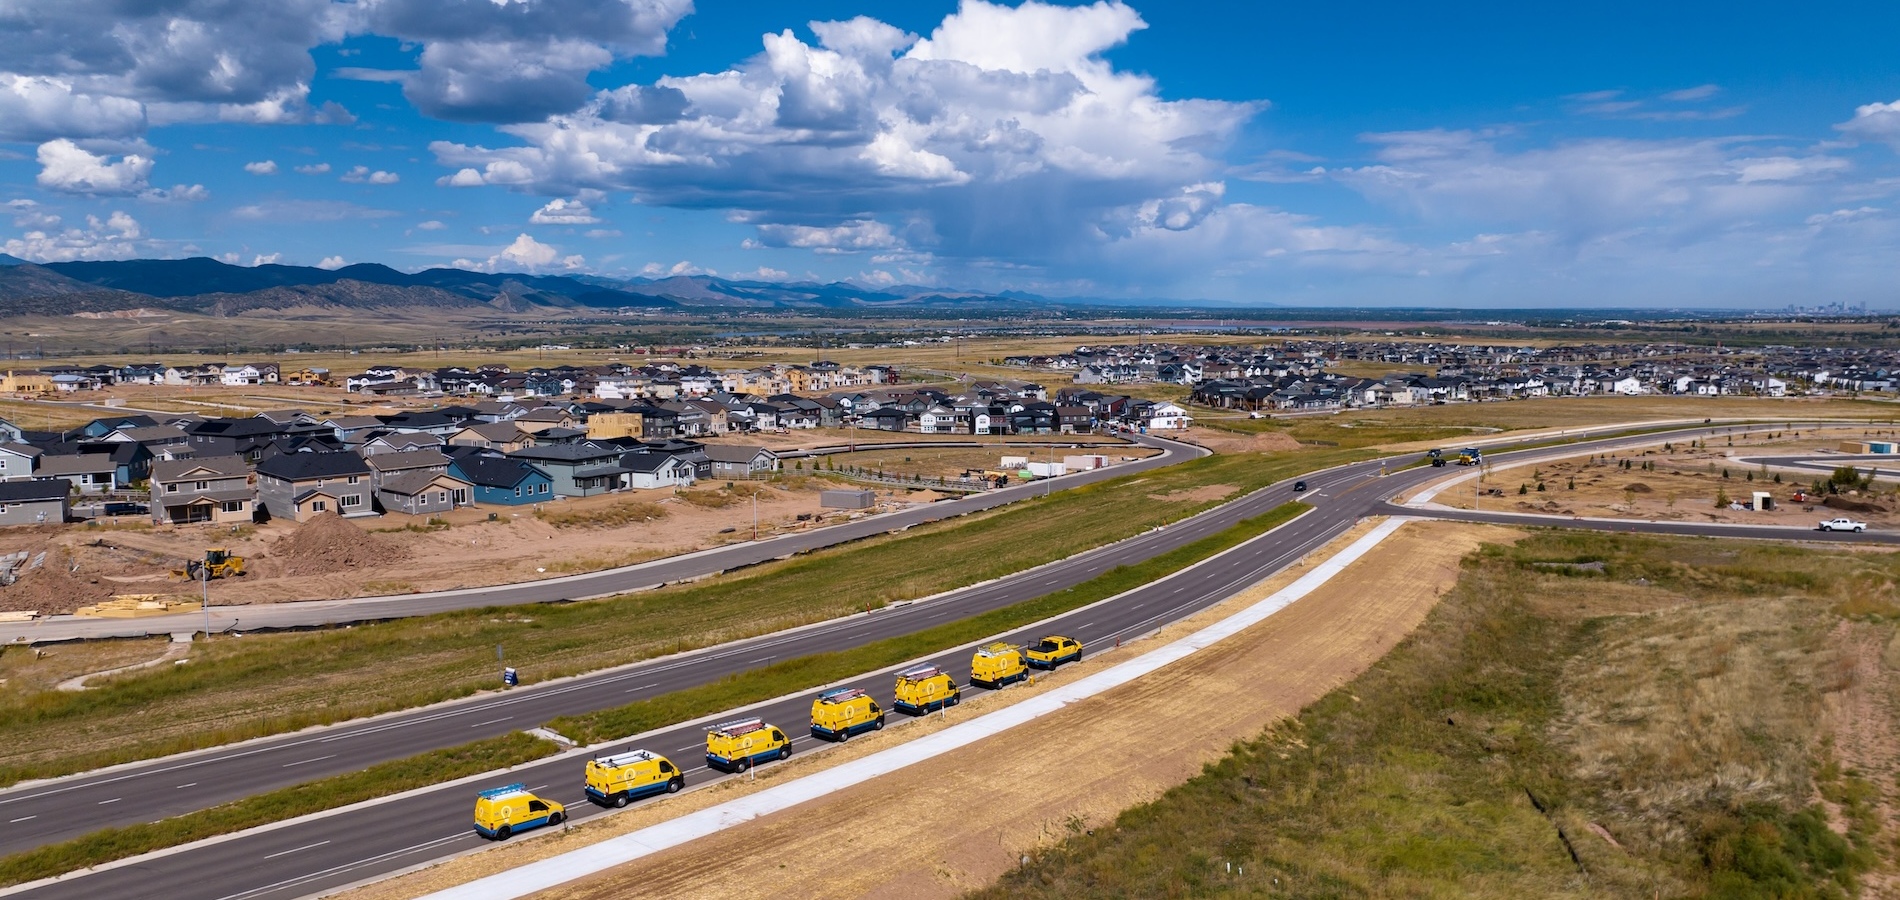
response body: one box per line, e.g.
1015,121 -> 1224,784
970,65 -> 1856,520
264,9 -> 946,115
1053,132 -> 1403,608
623,452 -> 694,490
373,470 -> 471,517
704,444 -> 779,479
0,479 -> 71,527
447,456 -> 554,505
254,451 -> 374,521
34,453 -> 120,494
365,448 -> 452,487
360,432 -> 446,456
0,444 -> 42,482
505,443 -> 630,497
149,456 -> 254,525
448,421 -> 533,453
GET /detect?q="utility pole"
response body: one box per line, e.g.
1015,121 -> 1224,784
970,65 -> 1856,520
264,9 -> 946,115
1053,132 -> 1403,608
200,564 -> 211,639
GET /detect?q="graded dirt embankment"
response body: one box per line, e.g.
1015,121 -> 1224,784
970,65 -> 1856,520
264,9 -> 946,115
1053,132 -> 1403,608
343,519 -> 1518,900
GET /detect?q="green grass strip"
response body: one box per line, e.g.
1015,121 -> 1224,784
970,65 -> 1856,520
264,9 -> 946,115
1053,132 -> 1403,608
551,501 -> 1309,745
0,732 -> 559,888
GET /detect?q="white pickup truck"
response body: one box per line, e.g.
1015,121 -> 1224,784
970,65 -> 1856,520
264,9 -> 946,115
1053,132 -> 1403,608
1818,517 -> 1867,533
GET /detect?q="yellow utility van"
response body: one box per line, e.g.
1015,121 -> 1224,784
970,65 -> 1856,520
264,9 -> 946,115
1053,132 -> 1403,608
705,717 -> 792,773
1025,635 -> 1083,670
584,749 -> 684,808
969,642 -> 1028,689
809,687 -> 885,742
892,664 -> 961,715
472,783 -> 564,840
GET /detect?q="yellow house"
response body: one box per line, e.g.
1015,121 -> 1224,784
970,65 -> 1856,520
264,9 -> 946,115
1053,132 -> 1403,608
1,371 -> 53,393
586,412 -> 645,440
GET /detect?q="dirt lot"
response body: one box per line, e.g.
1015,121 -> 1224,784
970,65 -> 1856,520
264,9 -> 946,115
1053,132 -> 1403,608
816,445 -> 1159,481
1178,424 -> 1304,455
0,479 -> 960,615
1419,426 -> 1900,528
340,519 -> 1519,900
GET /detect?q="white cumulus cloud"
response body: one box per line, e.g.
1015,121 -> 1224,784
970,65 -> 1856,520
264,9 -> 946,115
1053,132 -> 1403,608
528,197 -> 601,225
3,210 -> 145,261
0,74 -> 146,142
35,139 -> 154,195
1838,100 -> 1900,149
428,0 -> 1259,283
342,165 -> 400,184
245,160 -> 278,175
294,162 -> 332,175
315,255 -> 347,269
452,233 -> 584,273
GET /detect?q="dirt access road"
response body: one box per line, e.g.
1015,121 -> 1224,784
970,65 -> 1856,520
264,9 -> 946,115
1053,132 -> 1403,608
345,519 -> 1518,900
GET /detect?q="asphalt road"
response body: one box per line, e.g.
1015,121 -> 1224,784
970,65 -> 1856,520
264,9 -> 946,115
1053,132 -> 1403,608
8,436 -> 1197,644
7,421 -> 1890,900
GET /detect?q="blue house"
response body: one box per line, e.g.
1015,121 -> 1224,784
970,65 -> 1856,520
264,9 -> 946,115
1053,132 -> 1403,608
448,455 -> 555,505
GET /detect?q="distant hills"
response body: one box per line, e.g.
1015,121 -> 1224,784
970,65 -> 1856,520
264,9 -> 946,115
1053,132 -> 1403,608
0,256 -> 1054,317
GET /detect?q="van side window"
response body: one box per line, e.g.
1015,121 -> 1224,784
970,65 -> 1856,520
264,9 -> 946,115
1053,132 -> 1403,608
659,761 -> 674,773
529,800 -> 547,812
771,730 -> 786,742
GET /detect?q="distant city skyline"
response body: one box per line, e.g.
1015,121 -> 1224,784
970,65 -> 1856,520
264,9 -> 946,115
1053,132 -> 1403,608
2,0 -> 1899,307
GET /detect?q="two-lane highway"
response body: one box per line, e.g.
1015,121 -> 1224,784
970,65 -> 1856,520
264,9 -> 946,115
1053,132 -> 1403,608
7,421 -> 1890,900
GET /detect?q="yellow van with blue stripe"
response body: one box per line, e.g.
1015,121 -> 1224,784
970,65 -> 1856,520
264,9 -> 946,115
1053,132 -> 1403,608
584,749 -> 684,808
893,665 -> 961,715
472,784 -> 564,840
810,687 -> 884,742
706,717 -> 791,773
970,642 -> 1028,689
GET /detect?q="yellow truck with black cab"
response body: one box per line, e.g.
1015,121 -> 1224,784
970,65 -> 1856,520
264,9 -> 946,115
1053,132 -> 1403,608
705,717 -> 791,773
809,687 -> 885,742
584,749 -> 684,808
1025,635 -> 1083,670
892,664 -> 961,715
472,783 -> 564,840
969,641 -> 1028,689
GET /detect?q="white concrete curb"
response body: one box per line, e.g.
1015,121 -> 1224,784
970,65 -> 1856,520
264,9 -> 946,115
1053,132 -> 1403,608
417,517 -> 1413,900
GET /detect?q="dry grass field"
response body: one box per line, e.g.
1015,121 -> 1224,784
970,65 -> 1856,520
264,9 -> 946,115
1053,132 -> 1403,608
978,531 -> 1900,899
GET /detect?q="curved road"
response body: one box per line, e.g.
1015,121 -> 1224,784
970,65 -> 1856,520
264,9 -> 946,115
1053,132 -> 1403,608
5,422 -> 1890,900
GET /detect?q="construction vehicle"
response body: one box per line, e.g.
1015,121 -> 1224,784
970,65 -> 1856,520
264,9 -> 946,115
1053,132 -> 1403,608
172,548 -> 245,580
584,749 -> 684,808
969,641 -> 1028,689
1456,448 -> 1483,466
1025,635 -> 1083,670
472,784 -> 564,840
705,717 -> 791,773
892,664 -> 961,715
809,687 -> 885,742
1426,448 -> 1446,467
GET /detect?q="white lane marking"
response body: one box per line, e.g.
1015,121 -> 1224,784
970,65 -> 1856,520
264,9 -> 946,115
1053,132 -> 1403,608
622,682 -> 659,694
210,833 -> 468,900
9,815 -> 35,822
261,840 -> 331,860
281,754 -> 336,768
97,798 -> 121,805
467,717 -> 512,728
754,656 -> 775,665
175,782 -> 197,789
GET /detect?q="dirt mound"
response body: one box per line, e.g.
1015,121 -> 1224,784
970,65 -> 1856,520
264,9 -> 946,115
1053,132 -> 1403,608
1823,495 -> 1888,514
0,551 -> 117,615
1624,482 -> 1654,493
271,513 -> 410,576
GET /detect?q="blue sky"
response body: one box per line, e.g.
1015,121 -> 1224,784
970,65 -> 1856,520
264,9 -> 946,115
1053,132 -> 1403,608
3,0 -> 1899,307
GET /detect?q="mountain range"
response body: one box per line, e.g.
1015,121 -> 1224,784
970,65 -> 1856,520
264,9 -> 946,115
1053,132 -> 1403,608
0,255 -> 1053,316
